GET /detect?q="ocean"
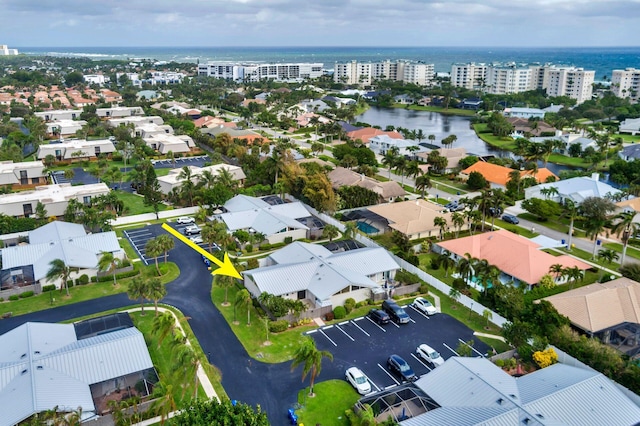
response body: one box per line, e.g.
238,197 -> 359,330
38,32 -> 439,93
15,46 -> 640,79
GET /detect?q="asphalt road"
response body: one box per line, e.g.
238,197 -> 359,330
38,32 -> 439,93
0,222 -> 487,425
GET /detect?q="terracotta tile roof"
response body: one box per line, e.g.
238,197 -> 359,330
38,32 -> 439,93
347,128 -> 404,143
544,277 -> 640,333
438,229 -> 590,285
616,198 -> 640,213
506,118 -> 557,136
461,161 -> 557,186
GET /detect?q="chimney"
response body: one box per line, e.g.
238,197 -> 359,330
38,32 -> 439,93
591,173 -> 599,181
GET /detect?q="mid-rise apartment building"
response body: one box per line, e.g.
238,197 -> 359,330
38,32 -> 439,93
198,62 -> 323,82
0,45 -> 18,55
334,60 -> 435,86
611,68 -> 640,103
450,63 -> 594,104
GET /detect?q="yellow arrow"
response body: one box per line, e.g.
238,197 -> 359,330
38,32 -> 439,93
161,223 -> 242,280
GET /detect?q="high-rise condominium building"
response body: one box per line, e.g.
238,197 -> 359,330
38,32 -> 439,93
611,68 -> 640,103
334,60 -> 434,86
197,62 -> 323,82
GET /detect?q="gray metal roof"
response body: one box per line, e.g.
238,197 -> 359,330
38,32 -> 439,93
224,194 -> 271,212
403,357 -> 640,426
221,208 -> 308,236
29,221 -> 86,244
0,322 -> 153,426
245,242 -> 399,302
2,230 -> 121,281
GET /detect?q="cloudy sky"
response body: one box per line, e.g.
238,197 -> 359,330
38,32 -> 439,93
2,0 -> 639,47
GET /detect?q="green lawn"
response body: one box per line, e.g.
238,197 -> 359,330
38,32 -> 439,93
114,190 -> 169,216
0,262 -> 179,317
430,175 -> 470,193
211,284 -> 316,363
614,133 -> 640,143
296,380 -> 358,426
473,124 -> 517,151
493,219 -> 538,238
516,213 -> 585,238
551,246 -> 621,271
603,242 -> 640,261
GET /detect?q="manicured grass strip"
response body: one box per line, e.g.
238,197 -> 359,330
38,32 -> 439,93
603,242 -> 640,261
0,262 -> 179,317
296,380 -> 358,426
473,123 -> 517,151
211,284 -> 316,363
114,190 -> 169,216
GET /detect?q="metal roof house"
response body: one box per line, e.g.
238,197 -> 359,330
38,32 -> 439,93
243,241 -> 399,308
217,195 -> 316,244
0,221 -> 123,292
525,173 -> 621,204
368,357 -> 640,425
0,317 -> 155,426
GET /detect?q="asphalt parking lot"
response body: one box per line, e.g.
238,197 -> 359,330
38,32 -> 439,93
308,304 -> 489,393
123,220 -> 212,265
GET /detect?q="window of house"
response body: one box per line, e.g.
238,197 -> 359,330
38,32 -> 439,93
83,196 -> 91,205
23,204 -> 33,217
95,146 -> 101,156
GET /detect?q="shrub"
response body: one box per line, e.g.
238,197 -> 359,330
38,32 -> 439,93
395,270 -> 420,285
96,269 -> 138,282
268,320 -> 289,333
333,306 -> 346,319
245,244 -> 253,253
419,284 -> 429,295
430,257 -> 441,270
91,276 -> 98,283
42,284 -> 56,292
19,291 -> 34,298
0,297 -> 3,302
355,301 -> 367,308
259,244 -> 271,251
517,344 -> 534,363
325,311 -> 334,321
66,280 -> 74,288
532,348 -> 558,369
284,236 -> 293,244
495,359 -> 505,368
78,274 -> 89,285
452,278 -> 467,291
9,295 -> 19,301
343,298 -> 356,314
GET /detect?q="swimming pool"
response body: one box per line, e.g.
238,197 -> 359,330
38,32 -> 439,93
356,221 -> 380,235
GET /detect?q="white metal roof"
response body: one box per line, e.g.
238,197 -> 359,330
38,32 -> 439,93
220,201 -> 310,236
29,221 -> 86,244
0,323 -> 153,426
244,242 -> 399,302
403,357 -> 640,426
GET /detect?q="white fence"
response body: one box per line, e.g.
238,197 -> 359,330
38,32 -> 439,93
302,199 -> 508,328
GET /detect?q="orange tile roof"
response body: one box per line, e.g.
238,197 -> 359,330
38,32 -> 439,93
461,161 -> 557,186
438,230 -> 590,285
347,128 -> 404,143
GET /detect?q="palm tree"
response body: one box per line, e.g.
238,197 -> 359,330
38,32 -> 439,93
597,248 -> 619,279
152,311 -> 178,347
128,277 -> 150,314
235,288 -> 252,325
584,216 -> 611,259
456,253 -> 475,284
405,161 -> 421,182
561,200 -> 580,251
147,278 -> 166,316
156,234 -> 175,264
97,251 -> 120,286
489,189 -> 506,230
434,216 -> 448,240
549,263 -> 565,282
145,238 -> 163,275
415,173 -> 431,198
451,212 -> 465,238
449,287 -> 461,305
343,221 -> 357,240
152,380 -> 177,425
177,166 -> 195,206
439,250 -> 456,277
290,337 -> 334,397
322,224 -> 340,242
174,345 -> 200,400
611,210 -> 639,265
564,266 -> 584,290
46,258 -> 72,296
381,151 -> 397,179
475,189 -> 493,232
215,274 -> 236,306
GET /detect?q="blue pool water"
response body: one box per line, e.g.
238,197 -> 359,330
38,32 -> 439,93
356,222 -> 379,235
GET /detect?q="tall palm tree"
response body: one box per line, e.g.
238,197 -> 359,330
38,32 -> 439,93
343,221 -> 357,240
597,248 -> 619,277
46,258 -> 72,296
434,216 -> 448,240
128,277 -> 150,314
381,151 -> 397,179
415,173 -> 431,198
152,311 -> 178,347
456,253 -> 475,284
215,274 -> 236,306
152,380 -> 177,426
584,217 -> 611,259
156,234 -> 175,264
451,212 -> 465,238
235,289 -> 252,325
549,263 -> 565,282
475,189 -> 493,232
290,337 -> 334,397
490,189 -> 506,230
174,345 -> 200,400
97,251 -> 120,286
564,266 -> 583,290
393,156 -> 407,185
177,166 -> 195,206
405,161 -> 421,182
145,238 -> 163,275
611,210 -> 639,265
561,200 -> 580,251
147,278 -> 166,316
439,250 -> 456,277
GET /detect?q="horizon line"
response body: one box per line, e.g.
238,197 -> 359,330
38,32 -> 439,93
12,45 -> 640,49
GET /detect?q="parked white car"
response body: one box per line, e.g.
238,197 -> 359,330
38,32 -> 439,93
176,216 -> 195,224
416,344 -> 444,367
345,367 -> 371,395
189,235 -> 203,244
184,225 -> 201,235
412,297 -> 437,315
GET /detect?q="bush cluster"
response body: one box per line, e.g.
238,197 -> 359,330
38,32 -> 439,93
268,320 -> 289,333
333,306 -> 346,319
19,291 -> 34,298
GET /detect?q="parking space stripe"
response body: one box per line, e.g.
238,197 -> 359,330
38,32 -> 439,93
442,342 -> 459,356
124,230 -> 148,266
409,305 -> 430,320
377,364 -> 400,386
361,371 -> 380,392
318,328 -> 337,347
411,353 -> 432,372
389,320 -> 400,328
335,325 -> 355,342
350,320 -> 370,337
365,316 -> 386,332
458,338 -> 485,357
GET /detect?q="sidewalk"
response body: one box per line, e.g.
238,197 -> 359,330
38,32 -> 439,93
111,206 -> 200,227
